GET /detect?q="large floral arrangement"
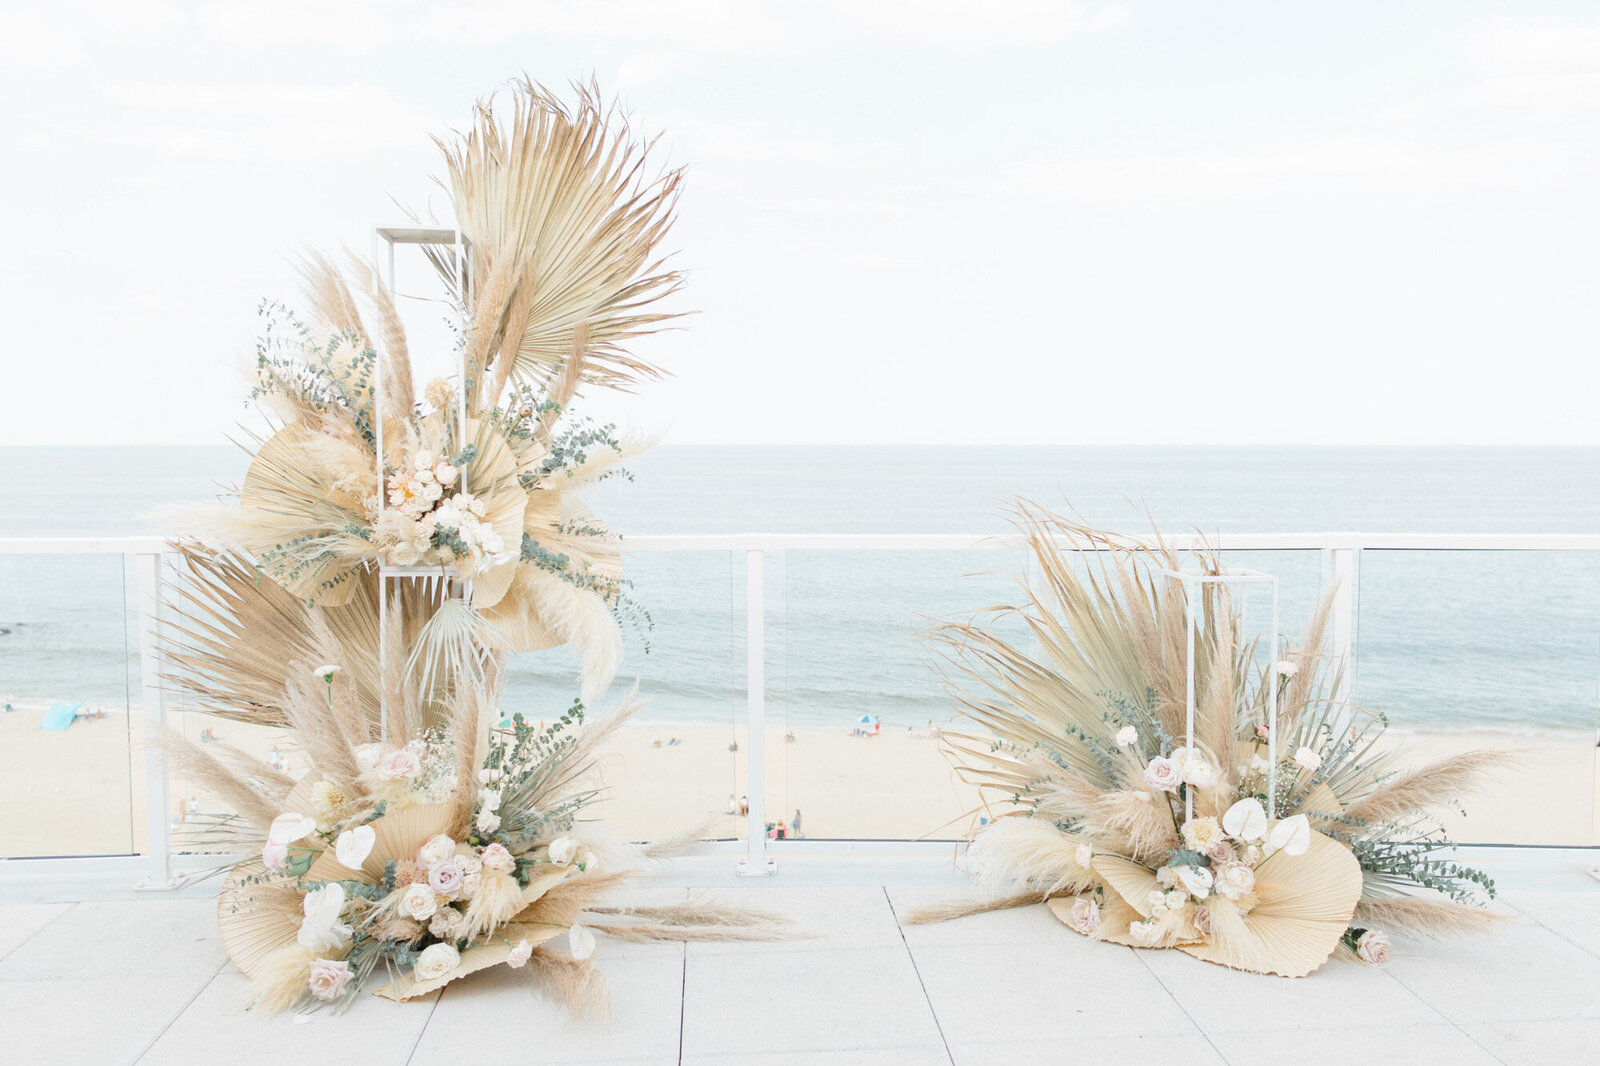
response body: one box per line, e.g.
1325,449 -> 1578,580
162,81 -> 782,1016
178,78 -> 678,702
914,503 -> 1504,977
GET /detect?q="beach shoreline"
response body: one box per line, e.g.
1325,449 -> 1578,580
1,696 -> 1595,858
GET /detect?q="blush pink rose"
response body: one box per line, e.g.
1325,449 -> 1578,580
377,748 -> 421,780
261,840 -> 289,873
1143,756 -> 1182,793
479,842 -> 515,873
428,859 -> 463,898
307,958 -> 354,1002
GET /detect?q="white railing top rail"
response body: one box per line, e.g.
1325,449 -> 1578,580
5,532 -> 1600,554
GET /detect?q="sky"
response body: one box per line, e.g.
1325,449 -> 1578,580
2,1 -> 1597,446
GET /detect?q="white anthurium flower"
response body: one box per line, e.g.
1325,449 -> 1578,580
548,836 -> 579,864
1268,814 -> 1312,857
1175,865 -> 1214,899
568,924 -> 596,960
1222,798 -> 1268,843
297,883 -> 352,954
268,812 -> 317,845
334,824 -> 376,869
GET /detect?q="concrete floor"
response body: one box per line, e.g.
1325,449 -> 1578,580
3,871 -> 1600,1065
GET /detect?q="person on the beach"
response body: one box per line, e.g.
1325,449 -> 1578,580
739,795 -> 749,817
791,810 -> 802,838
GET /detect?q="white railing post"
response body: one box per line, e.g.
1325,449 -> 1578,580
1323,542 -> 1360,707
737,547 -> 776,876
135,551 -> 173,890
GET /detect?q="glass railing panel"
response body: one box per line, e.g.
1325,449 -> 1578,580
1357,549 -> 1599,846
0,552 -> 138,857
773,547 -> 1328,841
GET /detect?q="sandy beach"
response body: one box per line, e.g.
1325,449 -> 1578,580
1,696 -> 1596,858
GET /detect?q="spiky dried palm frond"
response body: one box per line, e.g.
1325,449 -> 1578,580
1342,749 -> 1513,826
436,77 -> 683,409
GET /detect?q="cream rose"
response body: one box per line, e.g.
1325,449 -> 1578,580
1163,889 -> 1188,912
1074,843 -> 1093,868
476,810 -> 502,835
1294,746 -> 1322,771
548,836 -> 579,864
353,743 -> 383,771
1180,757 -> 1218,789
1114,726 -> 1138,748
413,942 -> 460,982
308,958 -> 353,1001
1069,897 -> 1100,935
507,938 -> 533,968
1213,861 -> 1256,902
418,834 -> 456,866
428,906 -> 466,942
398,882 -> 438,921
1143,756 -> 1182,793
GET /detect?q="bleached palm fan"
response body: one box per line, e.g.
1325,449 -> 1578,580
910,501 -> 1504,977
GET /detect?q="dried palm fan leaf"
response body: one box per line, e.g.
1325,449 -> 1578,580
918,499 -> 1505,978
436,77 -> 683,407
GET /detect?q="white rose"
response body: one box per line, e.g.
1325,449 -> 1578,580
1222,798 -> 1268,842
1147,888 -> 1169,914
353,743 -> 383,771
1143,756 -> 1182,793
1213,861 -> 1256,902
1268,814 -> 1312,857
268,812 -> 317,845
1180,758 -> 1218,789
1294,746 -> 1322,772
399,882 -> 438,921
418,834 -> 456,866
1163,889 -> 1188,911
413,942 -> 459,982
334,825 -> 375,869
478,789 -> 502,813
435,463 -> 457,487
548,836 -> 579,864
414,450 -> 434,469
568,924 -> 596,960
1175,865 -> 1213,899
1114,726 -> 1138,748
1069,897 -> 1100,935
1074,843 -> 1093,868
378,749 -> 421,780
476,810 -> 501,835
507,938 -> 533,968
1356,929 -> 1390,964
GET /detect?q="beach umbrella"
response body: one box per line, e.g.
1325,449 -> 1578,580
856,714 -> 878,724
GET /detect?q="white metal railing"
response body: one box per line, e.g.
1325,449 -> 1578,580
2,531 -> 1599,887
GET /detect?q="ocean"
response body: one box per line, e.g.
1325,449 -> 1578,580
3,445 -> 1598,734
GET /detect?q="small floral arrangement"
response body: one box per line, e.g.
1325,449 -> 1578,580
920,504 -> 1505,977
